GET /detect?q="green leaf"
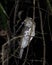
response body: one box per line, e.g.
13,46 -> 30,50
0,3 -> 9,18
0,3 -> 8,30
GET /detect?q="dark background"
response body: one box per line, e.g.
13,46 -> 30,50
0,0 -> 52,65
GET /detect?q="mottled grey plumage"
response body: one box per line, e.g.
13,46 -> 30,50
19,17 -> 36,59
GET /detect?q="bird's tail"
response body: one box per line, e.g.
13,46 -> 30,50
19,48 -> 24,59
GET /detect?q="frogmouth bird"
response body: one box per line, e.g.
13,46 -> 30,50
19,17 -> 36,59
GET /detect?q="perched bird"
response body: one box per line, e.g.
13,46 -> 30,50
19,17 -> 36,59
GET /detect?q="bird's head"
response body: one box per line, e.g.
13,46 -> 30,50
24,17 -> 33,27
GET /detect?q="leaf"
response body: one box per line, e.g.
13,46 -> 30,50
0,3 -> 8,30
47,0 -> 52,13
0,3 -> 9,18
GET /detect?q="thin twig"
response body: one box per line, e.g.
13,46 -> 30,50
47,10 -> 52,41
13,0 -> 19,36
38,1 -> 46,65
2,46 -> 20,64
13,0 -> 19,56
33,0 -> 35,21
